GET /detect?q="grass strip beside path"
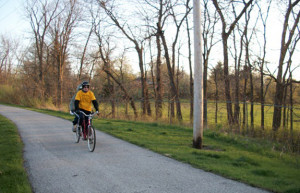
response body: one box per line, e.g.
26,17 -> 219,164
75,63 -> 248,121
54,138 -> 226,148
94,120 -> 300,193
0,114 -> 32,193
28,108 -> 300,193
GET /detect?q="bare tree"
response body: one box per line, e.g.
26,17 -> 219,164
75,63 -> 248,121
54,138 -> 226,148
242,65 -> 248,130
230,22 -> 243,127
142,0 -> 186,121
243,3 -> 257,132
99,1 -> 151,116
286,32 -> 300,143
147,37 -> 162,119
272,0 -> 300,132
0,36 -> 20,85
157,0 -> 191,121
25,0 -> 61,97
168,0 -> 191,120
155,31 -> 163,118
185,0 -> 193,122
211,62 -> 223,125
97,37 -> 116,118
50,0 -> 79,106
229,2 -> 256,128
0,36 -> 12,83
97,42 -> 138,118
202,0 -> 219,128
117,48 -> 131,116
257,0 -> 272,130
142,0 -> 167,119
93,11 -> 138,118
212,0 -> 254,125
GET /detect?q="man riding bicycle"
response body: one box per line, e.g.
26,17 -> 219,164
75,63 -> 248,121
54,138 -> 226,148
73,81 -> 99,134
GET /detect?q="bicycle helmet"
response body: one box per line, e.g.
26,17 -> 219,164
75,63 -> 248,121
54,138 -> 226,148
81,81 -> 90,93
82,81 -> 90,88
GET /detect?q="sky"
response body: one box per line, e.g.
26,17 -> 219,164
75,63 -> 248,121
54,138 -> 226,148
0,0 -> 29,37
0,0 -> 299,81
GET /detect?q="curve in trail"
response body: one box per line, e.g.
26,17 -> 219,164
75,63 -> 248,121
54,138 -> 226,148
0,105 -> 269,193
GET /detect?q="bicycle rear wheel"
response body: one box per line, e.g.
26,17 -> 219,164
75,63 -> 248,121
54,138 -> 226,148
87,126 -> 96,152
74,125 -> 80,143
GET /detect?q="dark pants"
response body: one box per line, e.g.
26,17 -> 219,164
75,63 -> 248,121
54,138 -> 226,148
78,109 -> 91,127
73,109 -> 91,126
72,116 -> 78,126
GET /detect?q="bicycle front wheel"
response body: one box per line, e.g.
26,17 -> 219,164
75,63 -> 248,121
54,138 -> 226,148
87,126 -> 96,152
74,125 -> 80,143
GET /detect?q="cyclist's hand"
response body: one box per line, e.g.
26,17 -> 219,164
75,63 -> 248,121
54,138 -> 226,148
75,110 -> 80,114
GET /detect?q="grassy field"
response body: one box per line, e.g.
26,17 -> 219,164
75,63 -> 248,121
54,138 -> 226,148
27,107 -> 300,193
100,100 -> 300,152
0,114 -> 32,193
99,100 -> 300,130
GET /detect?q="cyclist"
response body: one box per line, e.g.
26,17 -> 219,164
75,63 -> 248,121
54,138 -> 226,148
73,81 -> 99,136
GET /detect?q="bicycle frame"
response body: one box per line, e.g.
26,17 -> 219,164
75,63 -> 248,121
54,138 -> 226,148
70,110 -> 97,152
80,112 -> 95,137
71,111 -> 97,126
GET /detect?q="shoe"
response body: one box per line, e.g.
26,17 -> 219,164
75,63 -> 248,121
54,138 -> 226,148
72,125 -> 77,132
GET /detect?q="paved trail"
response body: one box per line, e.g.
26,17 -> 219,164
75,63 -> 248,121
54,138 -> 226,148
0,105 -> 269,193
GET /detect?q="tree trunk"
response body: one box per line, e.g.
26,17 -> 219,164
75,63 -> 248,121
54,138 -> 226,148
137,49 -> 147,116
107,73 -> 115,118
290,78 -> 293,146
125,102 -> 128,116
58,66 -> 63,106
243,66 -> 248,127
249,66 -> 254,131
146,86 -> 152,116
273,82 -> 285,132
214,73 -> 218,125
111,82 -> 115,118
234,29 -> 243,126
155,34 -> 163,118
223,37 -> 234,124
260,67 -> 264,130
283,85 -> 288,128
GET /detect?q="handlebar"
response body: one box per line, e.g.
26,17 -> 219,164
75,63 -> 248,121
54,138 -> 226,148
70,110 -> 98,118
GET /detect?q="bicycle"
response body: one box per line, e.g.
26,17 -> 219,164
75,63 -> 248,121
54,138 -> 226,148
70,111 -> 97,152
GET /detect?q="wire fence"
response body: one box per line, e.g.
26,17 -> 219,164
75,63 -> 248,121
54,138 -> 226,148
97,98 -> 300,153
97,98 -> 299,126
